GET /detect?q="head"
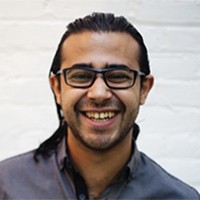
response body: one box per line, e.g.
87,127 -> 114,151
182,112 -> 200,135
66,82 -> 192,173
34,12 -> 153,159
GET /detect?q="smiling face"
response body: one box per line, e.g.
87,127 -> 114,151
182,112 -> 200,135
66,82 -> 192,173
50,31 -> 153,151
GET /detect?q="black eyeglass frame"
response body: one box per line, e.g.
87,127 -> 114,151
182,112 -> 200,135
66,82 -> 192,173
54,64 -> 146,89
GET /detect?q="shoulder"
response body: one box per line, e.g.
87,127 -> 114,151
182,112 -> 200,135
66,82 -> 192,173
0,151 -> 35,171
0,150 -> 55,178
0,149 -> 58,186
0,150 -> 59,199
0,150 -> 40,184
0,151 -> 35,198
131,152 -> 200,199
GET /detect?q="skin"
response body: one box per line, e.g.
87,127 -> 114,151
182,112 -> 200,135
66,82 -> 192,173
50,31 -> 154,198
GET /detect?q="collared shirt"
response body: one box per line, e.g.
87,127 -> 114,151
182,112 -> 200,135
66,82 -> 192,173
0,136 -> 199,199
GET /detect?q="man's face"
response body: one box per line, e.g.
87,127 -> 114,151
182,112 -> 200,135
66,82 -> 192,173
50,31 -> 153,151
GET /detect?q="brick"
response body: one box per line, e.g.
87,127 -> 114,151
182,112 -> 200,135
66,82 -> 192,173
0,0 -> 45,19
129,0 -> 200,24
138,130 -> 200,158
137,26 -> 200,53
157,158 -> 200,188
138,106 -> 200,143
0,0 -> 131,20
0,22 -> 65,50
0,78 -> 53,106
150,53 -> 200,81
0,105 -> 58,161
0,105 -> 57,133
147,80 -> 200,107
0,51 -> 52,79
46,0 -> 130,19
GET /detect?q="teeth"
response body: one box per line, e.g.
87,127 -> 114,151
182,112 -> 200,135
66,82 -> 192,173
100,113 -> 104,119
85,112 -> 115,120
94,113 -> 99,119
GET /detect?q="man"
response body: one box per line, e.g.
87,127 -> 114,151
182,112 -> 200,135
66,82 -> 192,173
0,12 -> 199,200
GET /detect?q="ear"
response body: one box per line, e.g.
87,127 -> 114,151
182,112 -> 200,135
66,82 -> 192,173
140,75 -> 154,105
49,75 -> 61,105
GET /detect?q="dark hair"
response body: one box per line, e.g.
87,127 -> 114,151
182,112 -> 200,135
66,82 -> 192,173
34,12 -> 150,161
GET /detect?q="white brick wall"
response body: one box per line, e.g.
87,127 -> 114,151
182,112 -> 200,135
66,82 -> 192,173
0,0 -> 199,192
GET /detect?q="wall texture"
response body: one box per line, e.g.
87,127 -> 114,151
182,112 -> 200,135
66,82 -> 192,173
0,0 -> 199,192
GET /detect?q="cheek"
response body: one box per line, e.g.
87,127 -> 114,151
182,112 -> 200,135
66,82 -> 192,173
115,88 -> 140,108
60,87 -> 86,111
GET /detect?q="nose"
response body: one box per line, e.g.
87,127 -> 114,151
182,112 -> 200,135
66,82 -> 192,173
87,74 -> 112,103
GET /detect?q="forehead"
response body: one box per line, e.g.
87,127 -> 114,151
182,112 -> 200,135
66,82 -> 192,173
61,31 -> 140,69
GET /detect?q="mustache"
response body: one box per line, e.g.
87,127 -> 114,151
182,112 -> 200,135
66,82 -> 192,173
75,98 -> 125,111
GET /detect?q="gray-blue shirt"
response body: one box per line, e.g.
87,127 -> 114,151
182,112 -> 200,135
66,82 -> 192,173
0,137 -> 199,199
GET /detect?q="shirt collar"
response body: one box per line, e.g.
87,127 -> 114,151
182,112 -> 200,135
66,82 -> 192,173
57,135 -> 68,170
127,143 -> 141,178
126,123 -> 142,177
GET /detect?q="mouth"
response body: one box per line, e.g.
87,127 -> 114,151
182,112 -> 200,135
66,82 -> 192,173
83,111 -> 117,123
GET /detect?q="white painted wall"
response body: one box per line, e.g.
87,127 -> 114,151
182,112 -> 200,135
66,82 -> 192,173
0,0 -> 199,192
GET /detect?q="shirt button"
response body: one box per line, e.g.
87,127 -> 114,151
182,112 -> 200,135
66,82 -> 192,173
79,194 -> 86,200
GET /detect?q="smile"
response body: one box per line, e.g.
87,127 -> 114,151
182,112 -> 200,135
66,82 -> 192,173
85,111 -> 116,122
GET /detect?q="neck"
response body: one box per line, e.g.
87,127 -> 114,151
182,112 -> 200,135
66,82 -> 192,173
67,132 -> 132,198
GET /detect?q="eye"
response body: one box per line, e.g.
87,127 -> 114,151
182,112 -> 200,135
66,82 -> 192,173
67,69 -> 93,83
106,70 -> 132,83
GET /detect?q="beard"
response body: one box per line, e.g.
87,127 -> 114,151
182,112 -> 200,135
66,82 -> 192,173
63,97 -> 140,152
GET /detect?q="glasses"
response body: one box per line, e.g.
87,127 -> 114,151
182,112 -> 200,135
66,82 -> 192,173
55,64 -> 145,89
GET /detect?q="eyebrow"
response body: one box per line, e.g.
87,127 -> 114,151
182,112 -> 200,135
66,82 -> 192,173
71,63 -> 129,69
108,64 -> 129,69
70,63 -> 92,69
